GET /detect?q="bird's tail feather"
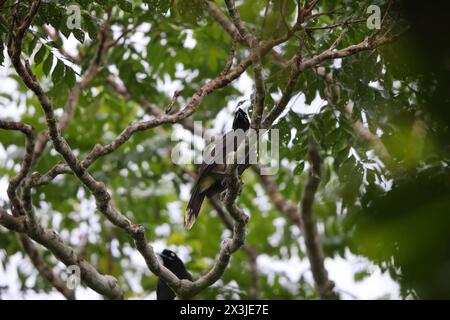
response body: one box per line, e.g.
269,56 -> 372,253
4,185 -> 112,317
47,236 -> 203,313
185,183 -> 205,230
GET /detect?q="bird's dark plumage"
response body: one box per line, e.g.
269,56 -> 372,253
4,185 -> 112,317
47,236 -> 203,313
185,108 -> 250,230
156,249 -> 192,300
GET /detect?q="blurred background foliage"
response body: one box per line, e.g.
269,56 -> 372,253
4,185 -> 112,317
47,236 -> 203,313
0,0 -> 449,299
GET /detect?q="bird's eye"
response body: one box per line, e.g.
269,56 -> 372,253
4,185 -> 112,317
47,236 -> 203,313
171,252 -> 175,257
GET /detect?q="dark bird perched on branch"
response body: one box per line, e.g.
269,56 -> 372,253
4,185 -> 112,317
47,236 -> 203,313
157,249 -> 192,300
185,108 -> 251,230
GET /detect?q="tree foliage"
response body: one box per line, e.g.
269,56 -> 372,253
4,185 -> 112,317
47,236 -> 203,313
0,0 -> 449,299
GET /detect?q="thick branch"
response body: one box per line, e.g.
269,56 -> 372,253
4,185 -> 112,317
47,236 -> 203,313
299,141 -> 338,300
251,61 -> 266,129
0,208 -> 26,232
14,0 -> 40,40
209,196 -> 260,299
0,208 -> 123,299
0,120 -> 35,217
224,0 -> 253,44
0,120 -> 74,299
6,1 -> 127,299
19,235 -> 76,299
207,1 -> 243,42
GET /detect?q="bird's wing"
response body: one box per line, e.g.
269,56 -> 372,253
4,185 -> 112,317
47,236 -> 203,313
185,130 -> 247,230
198,129 -> 246,177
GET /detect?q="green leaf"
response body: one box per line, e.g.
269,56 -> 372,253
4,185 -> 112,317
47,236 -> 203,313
354,269 -> 372,282
95,0 -> 109,5
144,0 -> 172,14
72,29 -> 85,43
83,14 -> 98,40
64,66 -> 76,88
34,45 -> 47,65
52,60 -> 65,83
27,37 -> 39,56
46,41 -> 59,48
0,92 -> 12,101
172,0 -> 206,24
43,52 -> 54,76
38,2 -> 63,29
294,161 -> 305,175
118,0 -> 133,12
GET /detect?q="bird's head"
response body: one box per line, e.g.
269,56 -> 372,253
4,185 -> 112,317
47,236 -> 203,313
232,108 -> 250,131
158,249 -> 186,274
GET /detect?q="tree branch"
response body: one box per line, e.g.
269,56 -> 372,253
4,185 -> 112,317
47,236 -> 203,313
209,197 -> 260,299
0,207 -> 124,299
299,33 -> 396,71
262,53 -> 302,128
252,165 -> 302,230
302,0 -> 321,19
305,19 -> 366,31
247,28 -> 266,129
0,119 -> 35,204
18,235 -> 76,299
345,100 -> 393,168
32,25 -> 110,164
261,33 -> 397,129
0,120 -> 76,299
299,140 -> 338,299
224,0 -> 253,44
0,208 -> 26,232
207,0 -> 243,43
0,119 -> 35,217
206,0 -> 291,66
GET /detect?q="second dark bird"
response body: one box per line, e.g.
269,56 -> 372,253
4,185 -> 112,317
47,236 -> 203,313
156,249 -> 192,300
